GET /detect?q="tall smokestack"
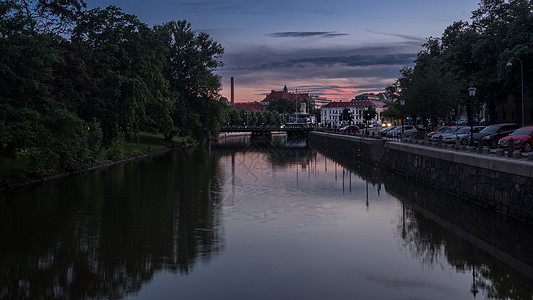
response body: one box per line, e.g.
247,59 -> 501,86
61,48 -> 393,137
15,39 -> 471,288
231,77 -> 234,106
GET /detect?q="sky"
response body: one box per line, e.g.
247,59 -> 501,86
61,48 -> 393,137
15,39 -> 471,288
87,0 -> 481,102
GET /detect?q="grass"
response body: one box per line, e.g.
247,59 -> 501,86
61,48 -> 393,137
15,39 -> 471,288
0,154 -> 29,180
0,133 -> 195,182
118,133 -> 194,156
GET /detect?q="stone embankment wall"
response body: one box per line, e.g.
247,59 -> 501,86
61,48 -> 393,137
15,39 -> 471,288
310,131 -> 533,223
309,132 -> 385,164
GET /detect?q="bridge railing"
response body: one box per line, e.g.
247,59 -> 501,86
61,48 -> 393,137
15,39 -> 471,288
219,124 -> 315,131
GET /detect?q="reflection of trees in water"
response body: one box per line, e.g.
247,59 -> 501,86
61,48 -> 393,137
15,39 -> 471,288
311,144 -> 533,299
387,173 -> 533,300
216,134 -> 316,167
0,147 -> 224,299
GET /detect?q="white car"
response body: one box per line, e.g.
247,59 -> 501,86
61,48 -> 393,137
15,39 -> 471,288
387,125 -> 418,138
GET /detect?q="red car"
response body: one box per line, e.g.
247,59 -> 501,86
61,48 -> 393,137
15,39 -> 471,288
427,126 -> 452,138
339,125 -> 359,133
498,126 -> 533,152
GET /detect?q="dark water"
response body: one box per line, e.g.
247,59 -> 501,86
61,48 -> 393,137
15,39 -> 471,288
1,135 -> 533,299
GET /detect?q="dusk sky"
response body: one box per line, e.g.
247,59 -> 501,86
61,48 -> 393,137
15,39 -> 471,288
87,0 -> 481,102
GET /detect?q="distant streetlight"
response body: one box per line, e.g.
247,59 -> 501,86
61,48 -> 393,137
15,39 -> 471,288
468,87 -> 477,146
506,57 -> 524,127
400,99 -> 405,140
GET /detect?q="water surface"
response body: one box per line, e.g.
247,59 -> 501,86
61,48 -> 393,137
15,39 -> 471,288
1,137 -> 532,299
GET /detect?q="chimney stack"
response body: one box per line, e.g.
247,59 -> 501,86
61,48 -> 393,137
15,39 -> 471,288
231,77 -> 234,106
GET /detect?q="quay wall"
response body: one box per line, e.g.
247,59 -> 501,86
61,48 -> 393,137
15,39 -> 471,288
309,131 -> 533,223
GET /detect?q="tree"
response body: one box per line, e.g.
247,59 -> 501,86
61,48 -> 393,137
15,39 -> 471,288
0,1 -> 88,172
13,0 -> 87,35
363,106 -> 377,135
72,6 -> 179,143
339,108 -> 353,124
268,98 -> 298,115
155,20 -> 224,141
363,106 -> 377,124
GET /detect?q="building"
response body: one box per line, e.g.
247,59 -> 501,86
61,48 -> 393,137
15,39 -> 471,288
261,85 -> 311,110
234,101 -> 263,111
321,100 -> 381,127
352,94 -> 385,123
310,95 -> 332,110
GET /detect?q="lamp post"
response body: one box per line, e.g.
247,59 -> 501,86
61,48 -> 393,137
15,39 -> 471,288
506,57 -> 524,127
468,87 -> 477,146
400,99 -> 405,140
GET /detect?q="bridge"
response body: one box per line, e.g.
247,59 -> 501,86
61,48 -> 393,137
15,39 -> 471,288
219,124 -> 314,133
219,124 -> 314,139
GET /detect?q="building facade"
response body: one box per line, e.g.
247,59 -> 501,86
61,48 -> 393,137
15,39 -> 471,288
234,101 -> 263,111
321,100 -> 381,127
310,95 -> 332,110
261,85 -> 311,110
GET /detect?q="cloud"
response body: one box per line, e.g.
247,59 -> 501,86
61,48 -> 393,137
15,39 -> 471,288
365,29 -> 426,43
218,40 -> 421,101
267,31 -> 348,38
221,44 -> 417,72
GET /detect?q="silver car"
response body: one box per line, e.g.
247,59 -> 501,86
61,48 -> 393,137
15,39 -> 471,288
387,125 -> 418,138
431,127 -> 462,142
442,126 -> 486,145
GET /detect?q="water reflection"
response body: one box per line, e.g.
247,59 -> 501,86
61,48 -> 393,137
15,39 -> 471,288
1,136 -> 532,299
0,148 -> 224,299
384,171 -> 533,300
313,143 -> 533,299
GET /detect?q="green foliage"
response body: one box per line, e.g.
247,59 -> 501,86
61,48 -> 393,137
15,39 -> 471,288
270,111 -> 282,125
340,108 -> 353,123
381,103 -> 401,120
268,98 -> 297,114
154,20 -> 224,140
226,108 -> 243,125
0,2 -> 226,179
106,134 -> 127,160
388,0 -> 533,126
255,111 -> 266,125
363,106 -> 377,123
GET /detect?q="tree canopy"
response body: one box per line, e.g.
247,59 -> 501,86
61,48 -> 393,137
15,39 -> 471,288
0,0 -> 227,175
387,0 -> 533,127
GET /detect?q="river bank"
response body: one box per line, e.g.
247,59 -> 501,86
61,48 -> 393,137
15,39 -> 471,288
0,142 -> 194,192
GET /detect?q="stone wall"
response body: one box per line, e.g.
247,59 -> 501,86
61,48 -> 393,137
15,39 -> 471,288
309,131 -> 533,224
309,132 -> 385,164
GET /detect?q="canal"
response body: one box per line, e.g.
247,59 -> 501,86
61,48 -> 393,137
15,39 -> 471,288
1,134 -> 533,299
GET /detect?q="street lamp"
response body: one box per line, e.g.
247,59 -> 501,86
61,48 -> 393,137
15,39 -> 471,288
400,99 -> 405,140
506,57 -> 524,127
468,87 -> 477,146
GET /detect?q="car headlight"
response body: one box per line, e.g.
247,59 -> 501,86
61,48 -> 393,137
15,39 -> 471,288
482,135 -> 491,140
515,139 -> 522,143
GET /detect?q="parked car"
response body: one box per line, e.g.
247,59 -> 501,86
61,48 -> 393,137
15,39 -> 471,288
387,125 -> 418,138
430,126 -> 462,142
379,126 -> 396,137
339,125 -> 359,133
456,119 -> 468,125
442,126 -> 486,145
498,126 -> 533,152
471,123 -> 520,148
427,126 -> 446,138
